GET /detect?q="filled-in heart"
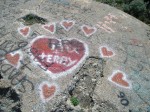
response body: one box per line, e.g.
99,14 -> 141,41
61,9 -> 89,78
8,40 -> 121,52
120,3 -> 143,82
5,51 -> 23,68
100,46 -> 115,58
108,70 -> 131,89
81,25 -> 97,37
18,26 -> 30,37
5,53 -> 20,66
43,23 -> 56,34
60,20 -> 75,31
39,81 -> 58,102
30,36 -> 89,78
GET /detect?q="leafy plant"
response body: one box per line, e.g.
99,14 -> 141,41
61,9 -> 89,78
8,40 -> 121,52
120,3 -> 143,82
123,0 -> 146,17
18,14 -> 48,25
70,97 -> 79,106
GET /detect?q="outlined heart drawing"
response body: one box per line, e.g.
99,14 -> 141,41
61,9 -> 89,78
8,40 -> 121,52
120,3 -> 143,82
30,36 -> 89,78
5,51 -> 23,68
81,25 -> 97,37
100,46 -> 115,58
39,81 -> 58,102
18,26 -> 30,37
60,20 -> 75,31
108,70 -> 131,89
42,23 -> 56,34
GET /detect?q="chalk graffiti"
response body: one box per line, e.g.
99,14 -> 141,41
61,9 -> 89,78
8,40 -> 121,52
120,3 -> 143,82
0,63 -> 34,93
0,39 -> 34,93
118,91 -> 129,106
5,50 -> 23,69
96,22 -> 115,33
39,81 -> 58,102
60,20 -> 75,31
108,70 -> 132,89
104,13 -> 118,24
81,25 -> 97,37
29,36 -> 89,78
18,26 -> 30,37
100,46 -> 115,58
42,23 -> 56,34
0,40 -> 28,58
96,13 -> 118,33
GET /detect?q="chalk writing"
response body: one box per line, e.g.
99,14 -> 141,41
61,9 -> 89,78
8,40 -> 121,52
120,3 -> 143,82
96,13 -> 118,33
0,63 -> 34,93
0,40 -> 28,55
29,36 -> 89,78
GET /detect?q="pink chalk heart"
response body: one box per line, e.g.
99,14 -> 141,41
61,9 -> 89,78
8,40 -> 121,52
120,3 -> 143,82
5,53 -> 20,66
100,46 -> 114,57
60,20 -> 75,31
81,25 -> 97,37
43,23 -> 56,34
109,71 -> 130,88
30,36 -> 88,78
42,84 -> 56,99
39,82 -> 58,102
18,26 -> 30,37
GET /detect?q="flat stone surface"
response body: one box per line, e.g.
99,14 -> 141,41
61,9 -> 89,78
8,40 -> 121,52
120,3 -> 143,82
0,0 -> 150,112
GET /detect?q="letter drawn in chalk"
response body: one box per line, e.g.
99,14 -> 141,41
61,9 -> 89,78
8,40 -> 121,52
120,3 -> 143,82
29,36 -> 89,78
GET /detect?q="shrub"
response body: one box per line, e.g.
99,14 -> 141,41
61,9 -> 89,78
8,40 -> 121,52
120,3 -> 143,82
70,97 -> 79,106
116,0 -> 123,4
123,0 -> 147,17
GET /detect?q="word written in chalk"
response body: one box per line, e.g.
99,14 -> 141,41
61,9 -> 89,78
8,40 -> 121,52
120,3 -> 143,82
39,53 -> 77,67
30,36 -> 89,78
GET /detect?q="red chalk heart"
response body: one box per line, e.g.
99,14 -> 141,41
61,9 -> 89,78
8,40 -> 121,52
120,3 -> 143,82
19,26 -> 30,37
5,53 -> 20,66
101,47 -> 114,57
81,25 -> 97,37
30,36 -> 88,77
42,84 -> 56,99
60,20 -> 75,31
43,23 -> 56,34
111,72 -> 129,87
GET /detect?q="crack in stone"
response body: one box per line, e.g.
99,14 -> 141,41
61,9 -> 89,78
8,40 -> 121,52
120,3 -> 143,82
50,57 -> 110,112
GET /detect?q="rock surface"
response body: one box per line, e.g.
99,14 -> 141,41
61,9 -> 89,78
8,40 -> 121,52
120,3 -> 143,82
0,0 -> 150,112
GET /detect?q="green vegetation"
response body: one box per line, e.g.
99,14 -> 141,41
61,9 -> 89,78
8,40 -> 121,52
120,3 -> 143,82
70,97 -> 79,106
95,0 -> 150,25
18,14 -> 48,25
